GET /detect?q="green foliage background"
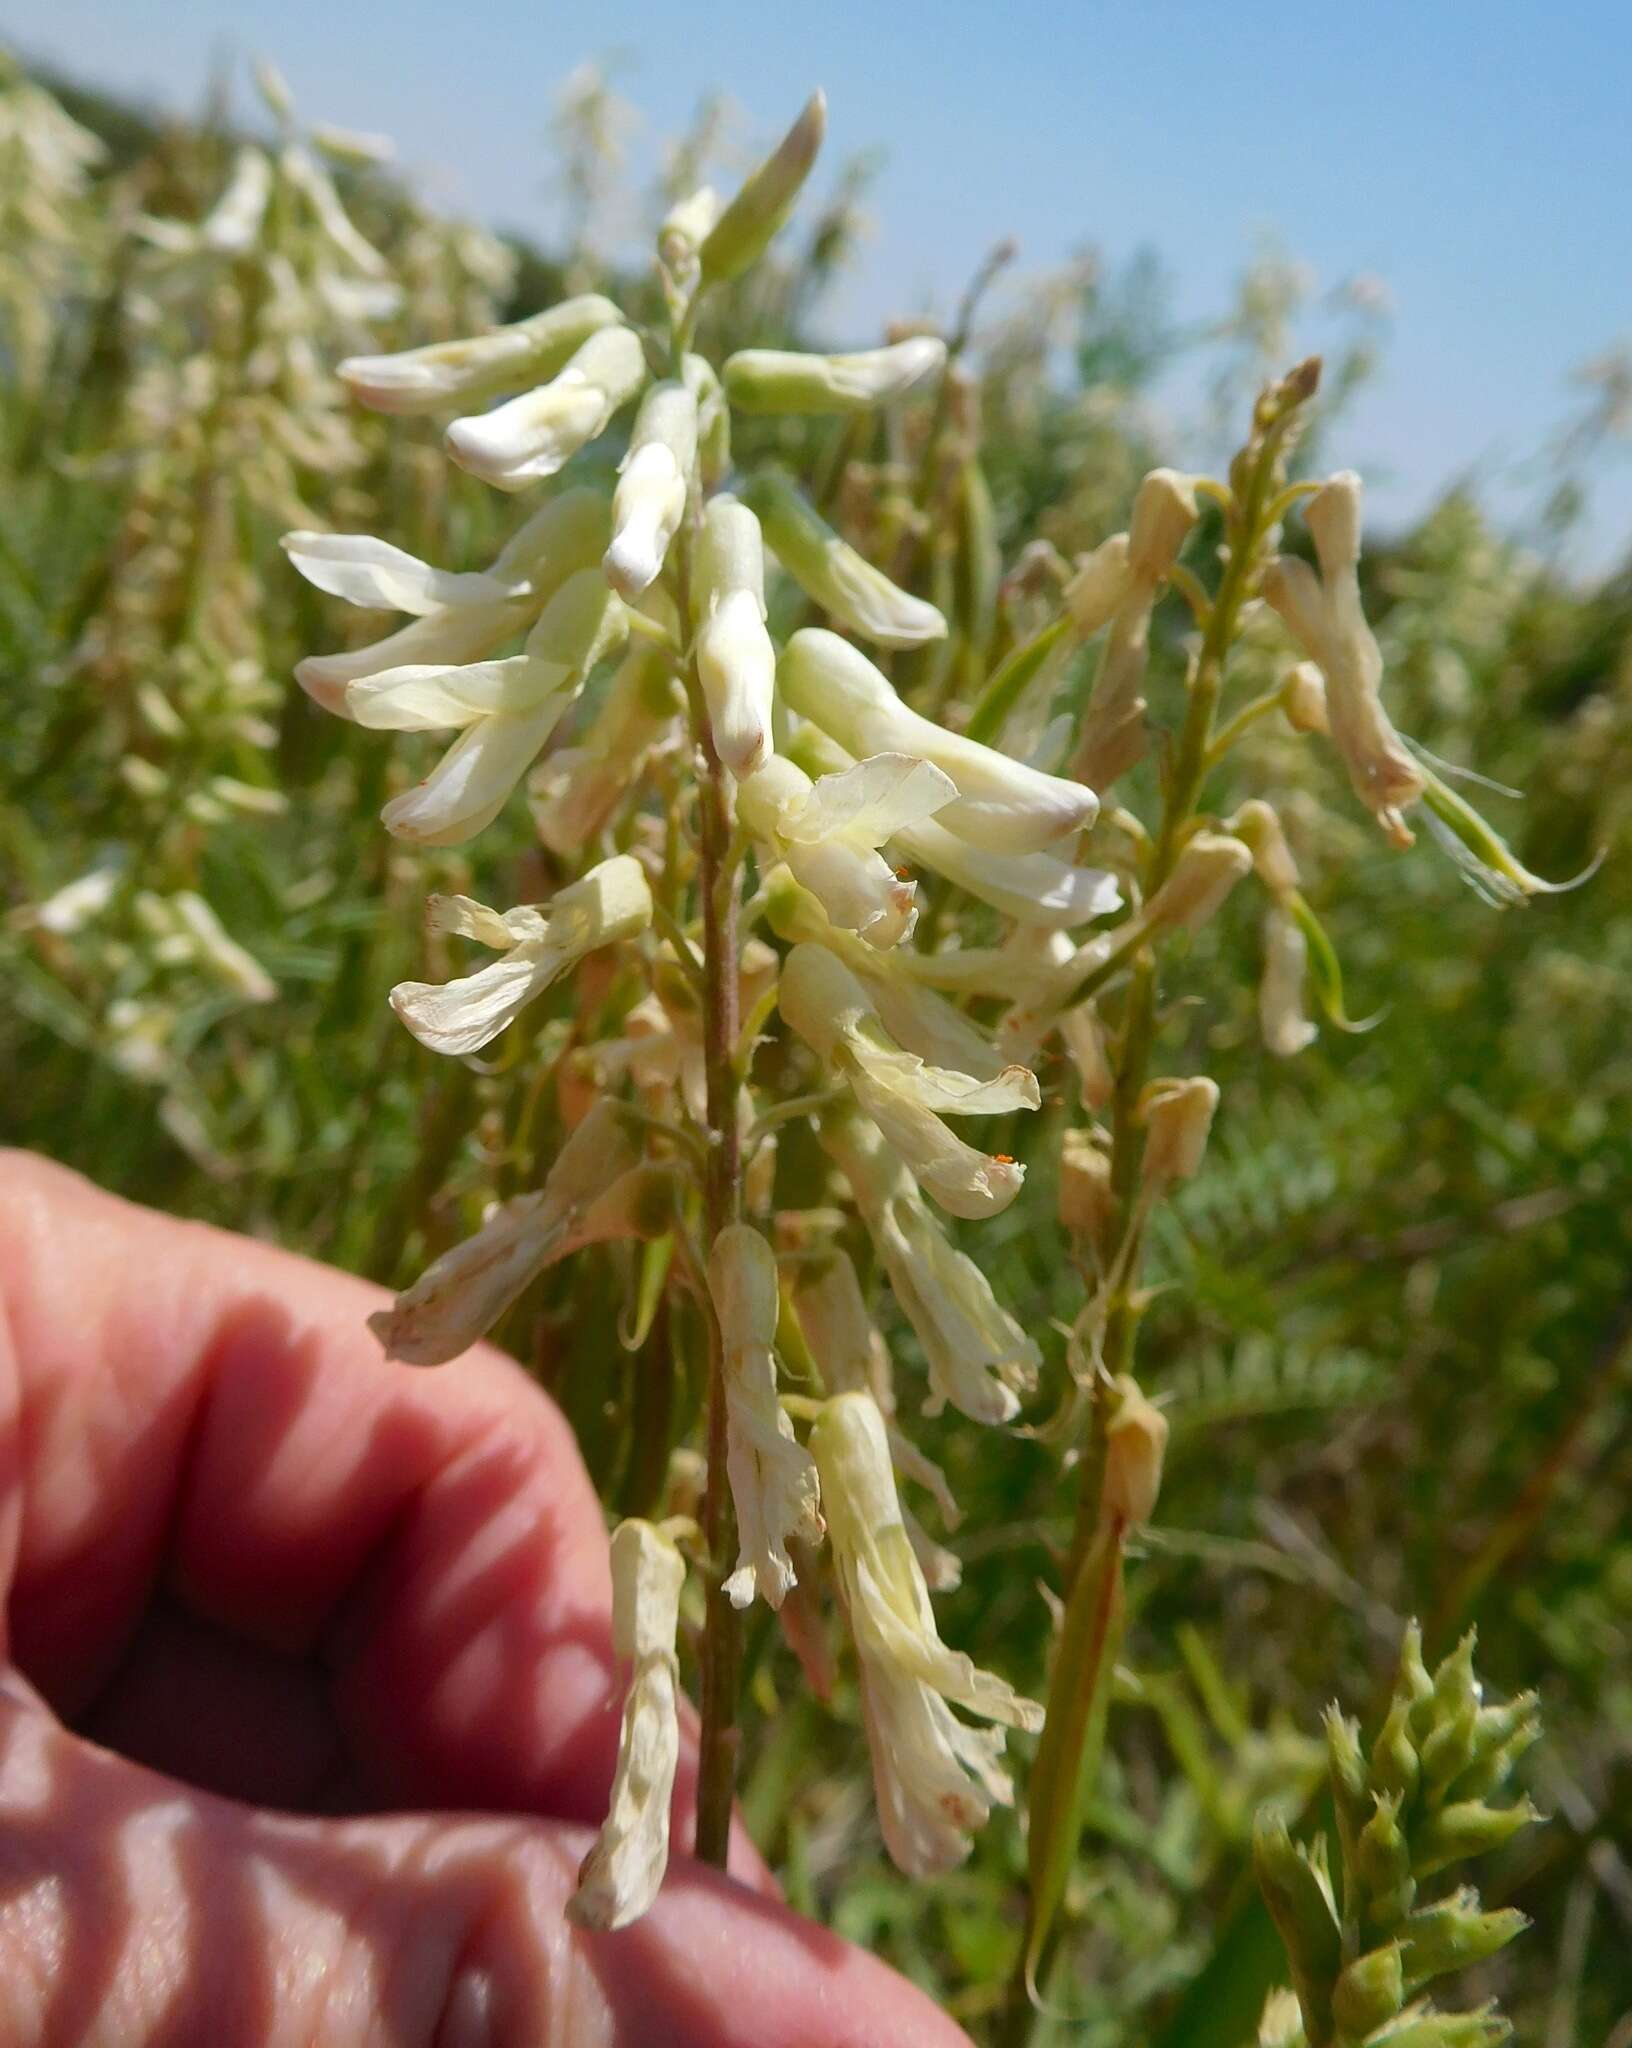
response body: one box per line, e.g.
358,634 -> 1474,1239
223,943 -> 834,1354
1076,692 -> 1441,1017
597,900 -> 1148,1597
3,58 -> 1629,2045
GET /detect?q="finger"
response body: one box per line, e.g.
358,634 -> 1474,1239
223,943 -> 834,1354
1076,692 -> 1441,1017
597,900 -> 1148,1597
0,1154 -> 759,1877
0,1695 -> 971,2048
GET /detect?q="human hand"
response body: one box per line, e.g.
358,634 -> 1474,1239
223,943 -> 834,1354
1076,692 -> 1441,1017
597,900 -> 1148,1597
0,1152 -> 971,2046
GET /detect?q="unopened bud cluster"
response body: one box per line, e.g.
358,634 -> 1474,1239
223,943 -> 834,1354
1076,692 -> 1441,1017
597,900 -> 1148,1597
1255,1625 -> 1537,2048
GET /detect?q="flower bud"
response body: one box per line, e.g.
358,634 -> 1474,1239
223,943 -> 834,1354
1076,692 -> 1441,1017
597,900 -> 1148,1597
1401,1893 -> 1529,1991
339,295 -> 623,415
1227,798 -> 1300,901
1060,1000 -> 1115,1111
1413,1798 -> 1540,1880
603,380 -> 696,597
1058,1126 -> 1115,1254
1282,660 -> 1331,734
1144,831 -> 1253,934
724,336 -> 945,415
1253,1812 -> 1341,2043
1139,1075 -> 1219,1192
658,185 -> 722,279
694,494 -> 775,774
1127,468 -> 1200,584
744,470 -> 946,648
700,90 -> 826,284
1064,533 -> 1133,637
445,324 -> 647,491
1333,1944 -> 1405,2039
1102,1374 -> 1167,1525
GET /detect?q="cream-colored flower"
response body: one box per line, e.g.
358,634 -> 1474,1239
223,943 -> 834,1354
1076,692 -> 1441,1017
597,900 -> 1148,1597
786,725 -> 1119,927
603,380 -> 697,597
739,752 -> 954,949
706,1224 -> 823,1609
764,869 -> 1017,1083
339,294 -> 623,414
286,486 -> 610,715
744,470 -> 946,648
361,571 -> 627,846
694,494 -> 776,775
819,1110 -> 1040,1424
811,1392 -> 1042,1875
780,944 -> 1036,1220
723,337 -> 944,415
779,629 -> 1097,855
1261,472 -> 1424,846
369,1100 -> 644,1364
445,323 -> 647,491
568,1519 -> 686,1931
789,1244 -> 962,1540
1142,830 -> 1254,934
390,856 -> 653,1055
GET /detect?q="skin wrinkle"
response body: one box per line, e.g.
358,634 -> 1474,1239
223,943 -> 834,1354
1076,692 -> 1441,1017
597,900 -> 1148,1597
0,1154 -> 971,2047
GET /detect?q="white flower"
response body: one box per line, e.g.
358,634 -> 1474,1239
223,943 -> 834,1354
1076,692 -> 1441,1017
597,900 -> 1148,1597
134,889 -> 275,1003
819,1110 -> 1040,1424
200,147 -> 272,253
286,486 -> 611,715
780,943 -> 1036,1220
529,645 -> 682,854
788,722 -> 1120,929
724,337 -> 945,414
338,294 -> 623,414
1261,472 -> 1424,847
568,1519 -> 686,1931
764,867 -> 1016,1082
367,571 -> 628,845
32,858 -> 124,935
811,1392 -> 1042,1875
1226,799 -> 1300,902
705,1225 -> 824,1610
603,380 -> 696,598
694,494 -> 776,775
279,143 -> 391,277
739,752 -> 954,949
743,469 -> 946,648
390,855 -> 653,1055
1259,907 -> 1318,1058
368,1099 -> 643,1363
281,532 -> 509,614
779,629 -> 1097,854
445,324 -> 647,491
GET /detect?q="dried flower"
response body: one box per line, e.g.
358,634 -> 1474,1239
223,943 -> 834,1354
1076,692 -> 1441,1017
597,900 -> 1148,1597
568,1519 -> 686,1930
811,1391 -> 1042,1874
706,1224 -> 823,1609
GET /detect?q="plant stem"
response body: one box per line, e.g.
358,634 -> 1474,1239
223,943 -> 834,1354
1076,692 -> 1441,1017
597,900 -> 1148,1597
674,503 -> 748,1869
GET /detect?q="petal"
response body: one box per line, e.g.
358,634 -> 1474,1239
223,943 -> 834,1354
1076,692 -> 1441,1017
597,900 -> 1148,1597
847,1070 -> 1025,1220
282,531 -> 506,614
346,654 -> 568,731
380,699 -> 567,846
294,600 -> 532,714
389,948 -> 558,1056
895,816 -> 1122,927
788,753 -> 957,847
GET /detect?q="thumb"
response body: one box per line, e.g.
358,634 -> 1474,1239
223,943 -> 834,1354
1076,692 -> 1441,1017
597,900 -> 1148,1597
0,1681 -> 971,2048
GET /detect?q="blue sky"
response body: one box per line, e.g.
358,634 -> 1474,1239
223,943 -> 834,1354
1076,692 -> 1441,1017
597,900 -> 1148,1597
9,0 -> 1630,558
